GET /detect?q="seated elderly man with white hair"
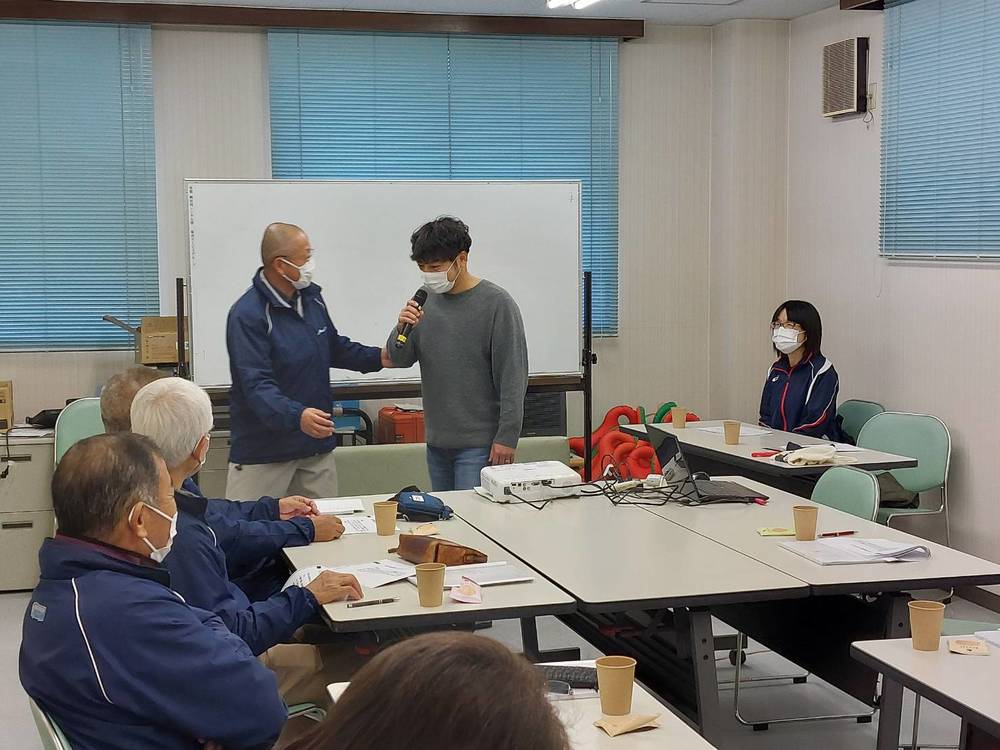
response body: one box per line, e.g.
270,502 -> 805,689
99,366 -> 341,602
131,377 -> 365,708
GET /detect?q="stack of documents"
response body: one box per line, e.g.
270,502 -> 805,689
781,537 -> 931,566
407,561 -> 534,589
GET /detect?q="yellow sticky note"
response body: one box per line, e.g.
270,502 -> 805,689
757,527 -> 796,537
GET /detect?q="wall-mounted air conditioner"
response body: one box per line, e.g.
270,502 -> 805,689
822,37 -> 869,117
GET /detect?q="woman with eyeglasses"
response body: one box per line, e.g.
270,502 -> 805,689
759,300 -> 848,442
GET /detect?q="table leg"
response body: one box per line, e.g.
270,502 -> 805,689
687,608 -> 722,744
877,676 -> 904,750
520,617 -> 581,663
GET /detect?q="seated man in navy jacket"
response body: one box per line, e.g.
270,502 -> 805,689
131,376 -> 363,707
225,222 -> 396,501
100,367 -> 336,601
20,433 -> 287,750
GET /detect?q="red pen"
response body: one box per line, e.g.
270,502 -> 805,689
752,451 -> 780,458
819,530 -> 857,538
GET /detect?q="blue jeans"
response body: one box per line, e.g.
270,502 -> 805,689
426,445 -> 491,492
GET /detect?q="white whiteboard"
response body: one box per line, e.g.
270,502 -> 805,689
186,180 -> 582,388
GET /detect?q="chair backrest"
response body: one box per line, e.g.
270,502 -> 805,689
837,399 -> 885,443
810,466 -> 880,521
29,697 -> 72,750
54,398 -> 105,465
856,412 -> 950,494
333,437 -> 572,496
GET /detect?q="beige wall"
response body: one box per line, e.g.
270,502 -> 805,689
709,20 -> 790,423
788,6 -> 999,561
153,26 -> 272,312
592,25 -> 713,426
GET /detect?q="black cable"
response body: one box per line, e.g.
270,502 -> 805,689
1,427 -> 11,480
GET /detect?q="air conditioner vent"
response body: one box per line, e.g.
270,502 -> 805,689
822,37 -> 869,117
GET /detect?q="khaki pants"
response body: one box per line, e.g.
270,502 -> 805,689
262,642 -> 367,748
259,642 -> 364,707
226,451 -> 338,500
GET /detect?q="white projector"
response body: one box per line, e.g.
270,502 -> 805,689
479,461 -> 581,504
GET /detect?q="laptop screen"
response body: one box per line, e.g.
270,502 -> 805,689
645,426 -> 694,487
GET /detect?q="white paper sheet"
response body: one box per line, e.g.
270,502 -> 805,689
340,516 -> 399,535
697,425 -> 772,437
974,630 -> 1000,648
313,497 -> 365,515
283,560 -> 414,591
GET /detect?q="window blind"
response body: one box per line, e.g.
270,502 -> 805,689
268,30 -> 620,335
0,22 -> 158,350
881,0 -> 1000,257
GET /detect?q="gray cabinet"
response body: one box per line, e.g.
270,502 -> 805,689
0,438 -> 55,590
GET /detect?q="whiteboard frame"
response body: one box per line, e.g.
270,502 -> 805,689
185,178 -> 584,389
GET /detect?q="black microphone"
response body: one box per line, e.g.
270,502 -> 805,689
394,288 -> 428,349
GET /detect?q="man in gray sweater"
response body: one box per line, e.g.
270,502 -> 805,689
389,216 -> 528,491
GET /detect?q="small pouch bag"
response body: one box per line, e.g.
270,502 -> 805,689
389,534 -> 488,566
391,486 -> 454,522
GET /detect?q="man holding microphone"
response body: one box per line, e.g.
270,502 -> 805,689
389,216 -> 528,491
226,222 -> 395,500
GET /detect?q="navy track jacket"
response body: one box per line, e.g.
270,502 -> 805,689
166,483 -> 318,656
190,477 -> 313,600
226,270 -> 383,465
759,353 -> 847,442
20,535 -> 286,750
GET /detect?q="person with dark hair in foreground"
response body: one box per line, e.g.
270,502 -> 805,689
760,299 -> 848,441
389,216 -> 529,491
287,632 -> 569,750
19,433 -> 286,750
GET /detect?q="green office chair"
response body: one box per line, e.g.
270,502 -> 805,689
730,467 -> 881,730
28,696 -> 323,748
837,399 -> 885,444
857,412 -> 951,546
811,466 -> 880,521
906,617 -> 999,750
53,398 -> 105,465
29,697 -> 73,750
287,702 -> 326,723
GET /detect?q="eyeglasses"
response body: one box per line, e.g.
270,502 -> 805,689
770,322 -> 803,331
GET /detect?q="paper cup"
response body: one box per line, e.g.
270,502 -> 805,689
671,407 -> 688,429
415,563 -> 446,608
373,501 -> 398,536
909,600 -> 946,651
596,655 -> 636,716
793,505 -> 818,541
723,420 -> 741,445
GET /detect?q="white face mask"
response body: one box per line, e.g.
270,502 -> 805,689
279,256 -> 316,290
772,326 -> 805,355
129,502 -> 178,563
198,435 -> 210,470
421,259 -> 458,294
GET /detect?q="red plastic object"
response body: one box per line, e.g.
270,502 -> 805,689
569,405 -> 640,460
377,407 -> 425,444
626,444 -> 661,480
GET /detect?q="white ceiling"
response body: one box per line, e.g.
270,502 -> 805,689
74,0 -> 840,26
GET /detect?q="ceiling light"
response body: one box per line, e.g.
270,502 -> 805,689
573,0 -> 606,8
547,0 -> 576,7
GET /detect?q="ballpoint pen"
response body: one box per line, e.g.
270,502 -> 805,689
347,597 -> 398,608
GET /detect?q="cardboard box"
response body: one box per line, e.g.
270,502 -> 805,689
136,317 -> 189,365
0,381 -> 12,431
